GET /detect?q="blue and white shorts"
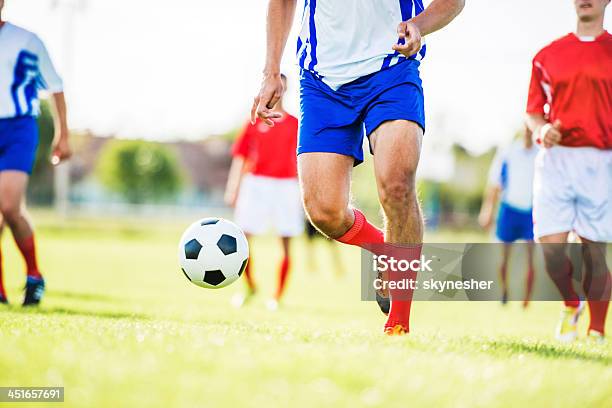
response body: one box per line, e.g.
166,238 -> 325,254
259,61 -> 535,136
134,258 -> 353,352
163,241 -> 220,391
0,116 -> 39,174
298,60 -> 425,165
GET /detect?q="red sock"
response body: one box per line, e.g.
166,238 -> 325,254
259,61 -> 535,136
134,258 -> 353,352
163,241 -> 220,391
275,256 -> 290,300
336,208 -> 384,247
15,235 -> 42,280
588,301 -> 610,335
585,268 -> 611,335
336,209 -> 415,333
385,245 -> 421,332
0,247 -> 6,299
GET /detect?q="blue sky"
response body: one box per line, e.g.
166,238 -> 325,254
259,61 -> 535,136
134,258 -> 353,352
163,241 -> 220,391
4,0 -> 610,153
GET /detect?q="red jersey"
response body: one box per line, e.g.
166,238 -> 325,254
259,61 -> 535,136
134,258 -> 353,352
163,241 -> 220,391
232,113 -> 298,178
527,32 -> 612,149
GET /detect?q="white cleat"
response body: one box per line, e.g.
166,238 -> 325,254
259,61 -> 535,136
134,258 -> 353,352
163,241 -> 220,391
587,329 -> 605,344
266,298 -> 279,312
555,301 -> 585,343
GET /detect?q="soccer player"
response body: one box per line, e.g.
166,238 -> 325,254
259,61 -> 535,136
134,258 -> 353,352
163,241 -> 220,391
225,74 -> 302,310
526,0 -> 611,342
252,0 -> 464,334
479,127 -> 538,307
0,1 -> 71,305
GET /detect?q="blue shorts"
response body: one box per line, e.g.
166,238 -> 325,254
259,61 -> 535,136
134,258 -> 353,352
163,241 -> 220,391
0,116 -> 39,174
298,60 -> 425,165
496,203 -> 534,243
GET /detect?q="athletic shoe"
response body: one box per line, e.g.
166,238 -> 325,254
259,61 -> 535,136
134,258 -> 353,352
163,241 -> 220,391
555,301 -> 584,343
376,292 -> 390,316
23,276 -> 45,306
375,270 -> 390,315
384,324 -> 408,336
501,291 -> 508,305
0,294 -> 7,304
230,288 -> 256,309
587,329 -> 605,344
266,298 -> 279,312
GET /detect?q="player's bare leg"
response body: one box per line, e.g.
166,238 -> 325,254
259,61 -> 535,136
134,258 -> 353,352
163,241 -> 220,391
370,120 -> 423,335
299,153 -> 354,238
540,232 -> 584,341
268,236 -> 292,311
0,215 -> 6,303
524,241 -> 535,308
231,233 -> 256,308
580,237 -> 610,341
0,171 -> 45,305
299,153 -> 389,315
0,171 -> 34,241
499,244 -> 511,305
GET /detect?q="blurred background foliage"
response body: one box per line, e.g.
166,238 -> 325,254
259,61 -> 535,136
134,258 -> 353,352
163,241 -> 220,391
27,100 -> 500,228
95,140 -> 183,204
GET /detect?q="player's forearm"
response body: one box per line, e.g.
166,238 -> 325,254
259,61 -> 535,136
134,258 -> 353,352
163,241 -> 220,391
525,113 -> 548,142
225,157 -> 246,198
525,113 -> 547,133
411,0 -> 465,36
482,186 -> 500,213
263,0 -> 297,75
51,92 -> 69,138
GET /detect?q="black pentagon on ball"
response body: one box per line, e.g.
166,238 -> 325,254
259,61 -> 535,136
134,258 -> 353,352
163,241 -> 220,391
217,234 -> 237,255
201,218 -> 219,226
203,270 -> 226,286
238,259 -> 248,277
184,239 -> 203,260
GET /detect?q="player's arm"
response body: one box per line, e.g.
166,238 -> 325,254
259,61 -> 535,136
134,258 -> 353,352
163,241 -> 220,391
478,149 -> 504,230
525,56 -> 562,148
394,0 -> 465,57
526,114 -> 562,149
50,92 -> 71,164
33,35 -> 72,164
224,156 -> 247,208
251,0 -> 297,126
478,185 -> 500,231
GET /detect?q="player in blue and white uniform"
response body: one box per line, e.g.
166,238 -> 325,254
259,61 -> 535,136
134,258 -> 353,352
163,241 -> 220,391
479,127 -> 538,306
0,0 -> 72,305
252,0 -> 465,335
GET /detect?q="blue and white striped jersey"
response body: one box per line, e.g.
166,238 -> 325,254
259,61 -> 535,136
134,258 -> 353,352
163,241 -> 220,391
0,22 -> 63,119
297,0 -> 427,90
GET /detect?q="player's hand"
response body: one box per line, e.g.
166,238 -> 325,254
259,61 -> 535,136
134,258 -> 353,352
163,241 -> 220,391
540,120 -> 563,148
478,210 -> 493,231
251,73 -> 284,127
393,21 -> 422,58
51,131 -> 72,165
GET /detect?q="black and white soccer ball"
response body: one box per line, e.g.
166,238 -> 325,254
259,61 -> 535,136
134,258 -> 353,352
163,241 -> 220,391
178,218 -> 249,289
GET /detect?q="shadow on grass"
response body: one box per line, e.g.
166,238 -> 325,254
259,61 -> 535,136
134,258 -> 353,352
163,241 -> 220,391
46,290 -> 125,303
482,339 -> 611,365
6,306 -> 151,321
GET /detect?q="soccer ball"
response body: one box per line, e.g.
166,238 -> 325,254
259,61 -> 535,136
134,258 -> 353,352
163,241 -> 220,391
178,218 -> 249,289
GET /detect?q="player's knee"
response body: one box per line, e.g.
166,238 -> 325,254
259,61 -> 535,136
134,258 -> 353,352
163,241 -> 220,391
304,201 -> 345,236
378,176 -> 416,210
0,201 -> 22,225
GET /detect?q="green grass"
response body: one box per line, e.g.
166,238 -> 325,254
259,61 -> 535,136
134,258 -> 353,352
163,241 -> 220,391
0,214 -> 610,408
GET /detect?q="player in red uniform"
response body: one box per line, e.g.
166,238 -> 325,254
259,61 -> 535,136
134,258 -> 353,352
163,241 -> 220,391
225,74 -> 302,310
526,0 -> 611,342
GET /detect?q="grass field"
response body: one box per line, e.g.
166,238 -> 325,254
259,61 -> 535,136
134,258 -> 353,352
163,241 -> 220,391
0,214 -> 610,408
